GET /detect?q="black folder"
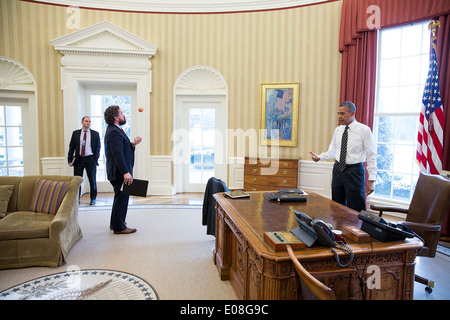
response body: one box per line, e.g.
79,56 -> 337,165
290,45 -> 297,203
121,179 -> 148,197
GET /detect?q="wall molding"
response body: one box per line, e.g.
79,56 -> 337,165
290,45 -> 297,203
39,154 -> 414,213
174,65 -> 228,95
298,160 -> 333,198
51,20 -> 158,185
41,157 -> 67,175
0,57 -> 36,91
228,157 -> 245,190
148,156 -> 175,195
34,0 -> 332,13
51,21 -> 158,65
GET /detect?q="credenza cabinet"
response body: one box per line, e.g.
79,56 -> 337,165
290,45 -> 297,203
243,157 -> 298,191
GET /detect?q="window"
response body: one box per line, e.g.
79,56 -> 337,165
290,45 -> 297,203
373,21 -> 430,201
188,108 -> 215,184
0,105 -> 23,176
89,94 -> 131,183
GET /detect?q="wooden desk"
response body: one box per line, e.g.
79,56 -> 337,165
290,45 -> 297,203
213,191 -> 422,300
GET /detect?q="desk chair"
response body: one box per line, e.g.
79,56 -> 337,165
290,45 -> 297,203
286,245 -> 336,300
370,173 -> 450,293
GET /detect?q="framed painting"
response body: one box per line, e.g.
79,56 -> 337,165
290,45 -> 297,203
260,82 -> 299,146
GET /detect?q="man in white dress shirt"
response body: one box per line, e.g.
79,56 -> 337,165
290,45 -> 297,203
68,116 -> 101,205
310,101 -> 377,212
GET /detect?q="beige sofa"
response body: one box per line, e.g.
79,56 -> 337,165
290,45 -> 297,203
0,175 -> 83,269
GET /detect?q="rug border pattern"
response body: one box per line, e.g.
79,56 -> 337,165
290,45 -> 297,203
0,269 -> 159,300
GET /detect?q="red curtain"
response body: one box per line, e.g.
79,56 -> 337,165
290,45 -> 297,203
339,0 -> 450,234
339,0 -> 450,129
340,0 -> 450,43
339,29 -> 377,130
436,14 -> 450,172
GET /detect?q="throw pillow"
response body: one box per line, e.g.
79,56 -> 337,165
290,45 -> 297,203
0,185 -> 14,218
29,178 -> 71,215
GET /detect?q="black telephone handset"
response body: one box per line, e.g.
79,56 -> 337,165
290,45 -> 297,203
291,210 -> 354,268
310,220 -> 336,248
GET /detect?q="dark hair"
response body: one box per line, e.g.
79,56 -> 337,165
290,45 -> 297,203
81,116 -> 90,122
339,101 -> 356,112
104,105 -> 120,125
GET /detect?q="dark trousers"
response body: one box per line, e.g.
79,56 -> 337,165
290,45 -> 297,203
73,155 -> 97,200
109,179 -> 130,232
331,161 -> 366,213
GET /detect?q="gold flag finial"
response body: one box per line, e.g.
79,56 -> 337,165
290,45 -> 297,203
428,20 -> 441,34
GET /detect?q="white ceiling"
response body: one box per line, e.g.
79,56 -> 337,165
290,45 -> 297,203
30,0 -> 330,13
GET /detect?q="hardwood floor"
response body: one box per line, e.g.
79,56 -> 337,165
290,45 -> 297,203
80,192 -> 204,207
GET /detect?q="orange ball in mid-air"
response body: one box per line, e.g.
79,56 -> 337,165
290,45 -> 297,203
138,107 -> 143,112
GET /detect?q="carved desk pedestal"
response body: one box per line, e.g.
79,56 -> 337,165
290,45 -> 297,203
213,192 -> 421,300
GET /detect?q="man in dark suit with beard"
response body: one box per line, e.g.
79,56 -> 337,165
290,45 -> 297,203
104,105 -> 142,234
68,116 -> 101,205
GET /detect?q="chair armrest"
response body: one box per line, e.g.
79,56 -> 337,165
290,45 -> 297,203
50,211 -> 70,241
402,221 -> 442,233
49,176 -> 82,241
370,204 -> 409,217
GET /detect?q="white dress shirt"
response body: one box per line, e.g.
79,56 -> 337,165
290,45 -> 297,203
318,120 -> 377,181
80,128 -> 93,156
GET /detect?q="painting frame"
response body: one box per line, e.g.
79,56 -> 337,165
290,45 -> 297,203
260,82 -> 299,147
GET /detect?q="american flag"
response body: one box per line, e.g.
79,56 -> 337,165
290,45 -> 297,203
416,29 -> 444,174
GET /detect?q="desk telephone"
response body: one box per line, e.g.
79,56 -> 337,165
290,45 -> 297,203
291,210 -> 354,268
358,210 -> 415,242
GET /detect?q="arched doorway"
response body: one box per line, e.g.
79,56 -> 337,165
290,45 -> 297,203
173,65 -> 228,193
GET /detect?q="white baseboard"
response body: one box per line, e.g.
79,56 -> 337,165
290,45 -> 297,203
40,156 -> 412,213
298,160 -> 333,198
148,155 -> 175,195
40,156 -> 176,196
41,157 -> 67,175
228,157 -> 245,189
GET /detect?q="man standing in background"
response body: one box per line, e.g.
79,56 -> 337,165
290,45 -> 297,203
68,116 -> 101,205
310,101 -> 377,212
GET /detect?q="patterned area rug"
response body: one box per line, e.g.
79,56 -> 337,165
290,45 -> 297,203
0,269 -> 158,300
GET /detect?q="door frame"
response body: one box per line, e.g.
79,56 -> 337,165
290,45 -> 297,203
173,65 -> 228,193
174,95 -> 227,192
82,85 -> 137,193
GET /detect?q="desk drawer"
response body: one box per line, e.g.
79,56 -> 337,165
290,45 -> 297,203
245,175 -> 297,186
245,184 -> 279,191
245,159 -> 298,169
244,166 -> 297,177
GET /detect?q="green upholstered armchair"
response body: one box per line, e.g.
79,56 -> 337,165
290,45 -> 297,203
0,175 -> 83,269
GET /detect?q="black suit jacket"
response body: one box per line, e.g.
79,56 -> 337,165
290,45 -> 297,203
202,177 -> 229,236
104,124 -> 135,182
68,129 -> 101,166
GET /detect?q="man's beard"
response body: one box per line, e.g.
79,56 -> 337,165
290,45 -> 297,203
119,118 -> 126,125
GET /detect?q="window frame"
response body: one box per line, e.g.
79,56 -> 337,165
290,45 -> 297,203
0,93 -> 39,176
371,20 -> 431,206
